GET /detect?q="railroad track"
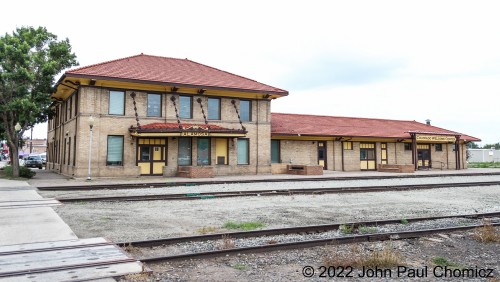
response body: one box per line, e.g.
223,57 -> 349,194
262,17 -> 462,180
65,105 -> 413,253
56,181 -> 500,202
117,211 -> 500,263
36,171 -> 500,191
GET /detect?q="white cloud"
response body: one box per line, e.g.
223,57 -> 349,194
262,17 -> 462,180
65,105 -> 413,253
2,0 -> 500,144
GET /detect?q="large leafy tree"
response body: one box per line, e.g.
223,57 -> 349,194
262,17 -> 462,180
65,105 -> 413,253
0,27 -> 77,177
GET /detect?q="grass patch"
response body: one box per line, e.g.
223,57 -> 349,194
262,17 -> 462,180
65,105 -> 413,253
324,244 -> 405,268
339,224 -> 354,234
223,221 -> 264,230
197,226 -> 219,234
358,225 -> 378,234
431,256 -> 463,269
474,219 -> 500,243
400,219 -> 409,225
231,263 -> 247,270
1,165 -> 36,179
468,162 -> 500,168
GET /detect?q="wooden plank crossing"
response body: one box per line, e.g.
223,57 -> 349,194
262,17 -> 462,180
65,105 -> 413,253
0,199 -> 61,209
0,238 -> 144,281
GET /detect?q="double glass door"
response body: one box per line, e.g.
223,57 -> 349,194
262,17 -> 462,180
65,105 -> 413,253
137,138 -> 167,175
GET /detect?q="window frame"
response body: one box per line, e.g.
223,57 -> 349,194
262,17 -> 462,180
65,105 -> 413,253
271,139 -> 281,163
239,100 -> 252,122
343,141 -> 353,150
435,144 -> 443,151
147,93 -> 162,117
106,135 -> 124,166
237,138 -> 250,165
404,143 -> 413,151
197,138 -> 211,165
179,95 -> 193,119
178,137 -> 192,166
207,97 -> 221,120
108,90 -> 125,115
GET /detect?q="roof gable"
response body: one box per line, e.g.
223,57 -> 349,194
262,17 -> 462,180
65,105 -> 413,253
64,54 -> 288,95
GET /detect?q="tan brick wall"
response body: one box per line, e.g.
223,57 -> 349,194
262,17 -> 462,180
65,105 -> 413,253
279,140 -> 317,166
48,86 -> 272,178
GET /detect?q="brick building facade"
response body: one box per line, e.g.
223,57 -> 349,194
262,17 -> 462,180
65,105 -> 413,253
47,54 -> 479,178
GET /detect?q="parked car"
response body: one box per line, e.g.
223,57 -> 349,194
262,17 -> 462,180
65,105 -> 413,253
40,153 -> 47,165
24,155 -> 43,169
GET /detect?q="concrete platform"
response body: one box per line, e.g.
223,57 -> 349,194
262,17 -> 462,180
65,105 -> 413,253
0,180 -> 77,246
26,165 -> 500,188
0,174 -> 144,281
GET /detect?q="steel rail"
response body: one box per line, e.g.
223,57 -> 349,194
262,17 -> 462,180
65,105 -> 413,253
57,181 -> 500,203
36,171 -> 500,191
137,222 -> 500,263
117,211 -> 500,248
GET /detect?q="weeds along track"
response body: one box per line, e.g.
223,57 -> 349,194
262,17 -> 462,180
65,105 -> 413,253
118,212 -> 500,263
55,181 -> 500,203
36,172 -> 500,191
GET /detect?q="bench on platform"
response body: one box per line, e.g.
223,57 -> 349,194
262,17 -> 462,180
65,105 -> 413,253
378,164 -> 415,173
286,165 -> 323,175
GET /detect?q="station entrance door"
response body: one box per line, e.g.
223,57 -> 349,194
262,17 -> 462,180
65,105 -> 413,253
417,144 -> 431,169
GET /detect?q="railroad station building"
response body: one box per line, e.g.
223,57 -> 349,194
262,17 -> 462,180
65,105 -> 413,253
47,54 -> 479,178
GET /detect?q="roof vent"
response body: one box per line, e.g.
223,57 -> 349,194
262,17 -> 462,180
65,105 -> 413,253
425,119 -> 431,125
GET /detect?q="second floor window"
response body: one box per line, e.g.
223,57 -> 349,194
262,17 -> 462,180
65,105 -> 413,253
109,90 -> 125,115
208,98 -> 220,120
240,100 -> 251,121
179,96 -> 192,119
147,94 -> 161,117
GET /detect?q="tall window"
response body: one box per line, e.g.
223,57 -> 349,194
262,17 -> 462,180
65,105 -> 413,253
107,136 -> 124,165
237,138 -> 249,165
178,137 -> 192,165
240,100 -> 251,121
197,138 -> 211,165
208,98 -> 221,120
271,140 -> 280,163
147,94 -> 161,117
109,90 -> 125,115
404,143 -> 413,151
179,96 -> 192,119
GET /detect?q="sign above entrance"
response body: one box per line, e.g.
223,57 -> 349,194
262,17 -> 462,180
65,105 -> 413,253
416,134 -> 456,142
181,131 -> 210,137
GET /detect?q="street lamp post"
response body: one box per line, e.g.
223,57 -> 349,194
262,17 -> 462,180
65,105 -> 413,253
87,116 -> 95,181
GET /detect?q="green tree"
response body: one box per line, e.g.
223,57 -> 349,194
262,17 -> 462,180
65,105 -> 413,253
467,142 -> 479,149
481,143 -> 500,150
0,27 -> 77,177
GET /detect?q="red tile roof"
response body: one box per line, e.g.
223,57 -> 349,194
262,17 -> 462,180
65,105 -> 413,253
65,54 -> 288,95
271,113 -> 480,141
133,122 -> 246,133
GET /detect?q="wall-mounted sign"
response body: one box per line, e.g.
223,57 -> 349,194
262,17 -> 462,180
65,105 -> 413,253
416,134 -> 456,142
181,131 -> 210,137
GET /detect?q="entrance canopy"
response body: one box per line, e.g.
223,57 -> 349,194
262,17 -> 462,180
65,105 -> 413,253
129,122 -> 247,138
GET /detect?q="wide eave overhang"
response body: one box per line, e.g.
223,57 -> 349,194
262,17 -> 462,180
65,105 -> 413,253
271,131 -> 480,142
52,73 -> 289,101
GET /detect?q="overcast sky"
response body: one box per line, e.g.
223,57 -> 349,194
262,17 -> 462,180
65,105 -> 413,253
2,0 -> 499,145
